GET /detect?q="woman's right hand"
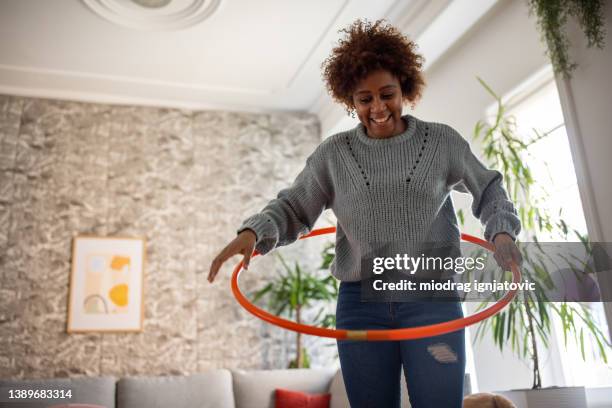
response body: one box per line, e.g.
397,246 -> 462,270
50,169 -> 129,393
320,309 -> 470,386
207,229 -> 257,283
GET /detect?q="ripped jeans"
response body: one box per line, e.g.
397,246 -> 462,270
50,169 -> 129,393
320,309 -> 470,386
336,281 -> 466,408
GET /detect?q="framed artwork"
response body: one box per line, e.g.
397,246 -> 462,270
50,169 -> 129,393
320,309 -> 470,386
67,236 -> 146,333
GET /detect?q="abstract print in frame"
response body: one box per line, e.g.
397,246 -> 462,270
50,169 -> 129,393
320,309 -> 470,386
68,236 -> 146,333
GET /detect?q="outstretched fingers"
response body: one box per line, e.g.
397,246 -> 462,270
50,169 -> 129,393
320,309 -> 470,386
511,244 -> 523,268
208,245 -> 236,283
241,247 -> 252,270
208,240 -> 255,283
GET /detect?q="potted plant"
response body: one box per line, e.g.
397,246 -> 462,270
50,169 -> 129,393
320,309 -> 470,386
251,251 -> 338,368
527,0 -> 606,79
469,78 -> 611,407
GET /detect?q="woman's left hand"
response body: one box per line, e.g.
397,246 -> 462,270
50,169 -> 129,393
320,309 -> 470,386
492,233 -> 522,271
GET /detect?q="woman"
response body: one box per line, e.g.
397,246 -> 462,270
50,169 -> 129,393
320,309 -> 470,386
208,20 -> 521,407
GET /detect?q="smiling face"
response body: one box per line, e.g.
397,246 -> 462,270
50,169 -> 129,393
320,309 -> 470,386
351,70 -> 406,139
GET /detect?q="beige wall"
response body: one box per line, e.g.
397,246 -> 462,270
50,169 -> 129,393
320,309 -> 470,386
0,95 -> 336,378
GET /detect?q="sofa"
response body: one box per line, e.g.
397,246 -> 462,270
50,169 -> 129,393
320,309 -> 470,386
0,369 -> 471,408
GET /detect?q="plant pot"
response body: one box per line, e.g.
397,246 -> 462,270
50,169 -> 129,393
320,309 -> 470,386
497,386 -> 587,408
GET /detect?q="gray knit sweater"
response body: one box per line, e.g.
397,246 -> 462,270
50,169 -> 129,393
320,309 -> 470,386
238,114 -> 521,282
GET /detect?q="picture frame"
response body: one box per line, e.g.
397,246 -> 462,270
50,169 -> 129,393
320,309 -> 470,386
67,236 -> 146,333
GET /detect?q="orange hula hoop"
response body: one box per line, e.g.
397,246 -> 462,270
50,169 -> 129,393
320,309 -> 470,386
231,226 -> 521,341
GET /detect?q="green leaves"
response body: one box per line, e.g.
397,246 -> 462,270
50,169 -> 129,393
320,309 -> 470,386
249,251 -> 339,368
320,242 -> 336,270
527,0 -> 606,79
473,78 -> 611,388
457,209 -> 465,226
252,253 -> 339,323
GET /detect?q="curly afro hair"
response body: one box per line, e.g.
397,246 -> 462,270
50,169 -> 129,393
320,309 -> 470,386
321,19 -> 425,113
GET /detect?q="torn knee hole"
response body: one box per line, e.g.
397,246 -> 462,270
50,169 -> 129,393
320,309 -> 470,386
427,343 -> 458,363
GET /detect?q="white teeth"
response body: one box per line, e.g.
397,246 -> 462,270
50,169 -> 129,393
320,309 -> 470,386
372,116 -> 390,124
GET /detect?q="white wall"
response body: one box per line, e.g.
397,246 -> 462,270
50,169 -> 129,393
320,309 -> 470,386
555,0 -> 612,341
410,0 -> 558,392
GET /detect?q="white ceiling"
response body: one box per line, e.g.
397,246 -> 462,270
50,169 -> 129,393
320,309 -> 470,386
0,0 -> 499,133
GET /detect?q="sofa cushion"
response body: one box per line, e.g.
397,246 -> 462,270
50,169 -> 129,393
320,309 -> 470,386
274,388 -> 331,408
0,376 -> 116,408
116,370 -> 233,408
328,370 -> 349,408
232,368 -> 336,408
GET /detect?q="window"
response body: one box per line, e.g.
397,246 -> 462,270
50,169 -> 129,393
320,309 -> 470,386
498,66 -> 612,387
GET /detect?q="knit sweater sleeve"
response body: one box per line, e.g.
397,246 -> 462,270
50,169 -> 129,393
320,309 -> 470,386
457,137 -> 522,242
236,153 -> 330,255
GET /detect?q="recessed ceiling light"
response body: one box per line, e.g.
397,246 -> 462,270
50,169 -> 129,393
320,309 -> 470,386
82,0 -> 222,30
130,0 -> 172,8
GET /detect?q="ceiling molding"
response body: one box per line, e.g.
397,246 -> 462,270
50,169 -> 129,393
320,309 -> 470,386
0,84 -> 273,115
385,0 -> 450,39
284,1 -> 350,89
0,63 -> 281,113
81,0 -> 222,31
0,64 -> 273,94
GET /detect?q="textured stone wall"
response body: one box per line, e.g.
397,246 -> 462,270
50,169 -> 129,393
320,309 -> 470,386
0,95 -> 337,379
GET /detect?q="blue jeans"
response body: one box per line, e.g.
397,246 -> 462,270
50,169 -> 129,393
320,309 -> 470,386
336,281 -> 466,408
